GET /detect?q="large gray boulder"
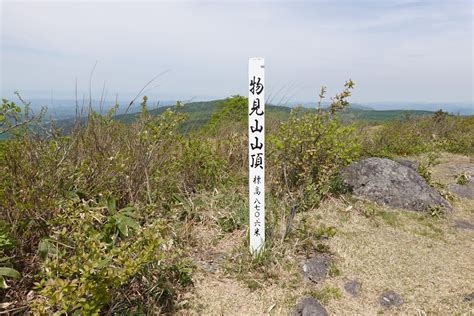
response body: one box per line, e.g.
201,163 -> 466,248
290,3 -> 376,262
341,158 -> 451,212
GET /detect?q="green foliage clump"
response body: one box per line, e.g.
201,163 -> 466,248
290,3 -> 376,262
176,138 -> 228,192
31,196 -> 189,314
31,197 -> 192,315
428,205 -> 446,218
270,81 -> 360,211
0,93 -> 46,138
0,222 -> 21,289
415,153 -> 454,203
1,98 -> 187,251
328,262 -> 342,277
361,110 -> 474,157
0,97 -> 194,313
455,172 -> 470,185
416,152 -> 439,184
205,95 -> 247,134
292,215 -> 337,255
217,208 -> 247,233
0,223 -> 20,289
308,286 -> 343,304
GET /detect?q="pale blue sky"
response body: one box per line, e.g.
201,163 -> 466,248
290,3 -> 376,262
1,0 -> 473,105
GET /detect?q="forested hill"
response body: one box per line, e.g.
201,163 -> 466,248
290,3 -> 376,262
52,98 -> 438,134
113,99 -> 435,130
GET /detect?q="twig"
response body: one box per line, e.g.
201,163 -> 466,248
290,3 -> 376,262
125,70 -> 170,114
144,168 -> 153,205
0,115 -> 40,135
88,60 -> 98,113
0,304 -> 29,314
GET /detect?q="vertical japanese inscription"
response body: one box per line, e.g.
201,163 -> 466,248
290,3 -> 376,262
248,57 -> 265,254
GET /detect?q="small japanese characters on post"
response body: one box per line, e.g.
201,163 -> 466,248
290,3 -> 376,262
248,57 -> 265,254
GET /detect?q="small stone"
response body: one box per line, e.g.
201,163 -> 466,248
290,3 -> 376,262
454,219 -> 474,231
379,290 -> 403,309
464,292 -> 474,302
199,261 -> 218,273
291,296 -> 329,316
301,255 -> 331,283
344,279 -> 361,297
197,252 -> 226,274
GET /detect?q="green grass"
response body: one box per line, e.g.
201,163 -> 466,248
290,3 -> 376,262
308,286 -> 343,305
379,210 -> 400,227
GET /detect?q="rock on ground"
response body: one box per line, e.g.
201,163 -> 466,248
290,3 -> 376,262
464,292 -> 474,302
448,181 -> 474,199
291,296 -> 329,316
379,290 -> 403,309
393,158 -> 418,171
344,279 -> 361,297
454,219 -> 474,230
341,157 -> 451,212
301,254 -> 331,283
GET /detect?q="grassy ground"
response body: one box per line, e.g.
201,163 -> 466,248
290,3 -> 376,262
180,153 -> 474,315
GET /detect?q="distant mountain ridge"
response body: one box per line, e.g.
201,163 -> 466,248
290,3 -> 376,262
363,102 -> 473,115
22,98 -> 474,120
50,98 -> 454,136
294,102 -> 375,111
286,101 -> 472,115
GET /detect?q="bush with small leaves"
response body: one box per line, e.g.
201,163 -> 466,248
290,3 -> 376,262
31,196 -> 179,314
269,81 -> 360,211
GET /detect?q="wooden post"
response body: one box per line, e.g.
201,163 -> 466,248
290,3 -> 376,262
248,57 -> 265,254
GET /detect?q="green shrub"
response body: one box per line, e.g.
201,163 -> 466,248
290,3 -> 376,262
176,138 -> 228,192
416,152 -> 439,184
269,81 -> 360,211
1,94 -> 46,140
0,97 -> 195,313
205,95 -> 247,134
0,99 -> 187,250
216,200 -> 248,233
361,111 -> 474,157
31,197 -> 177,314
0,223 -> 20,289
415,153 -> 454,203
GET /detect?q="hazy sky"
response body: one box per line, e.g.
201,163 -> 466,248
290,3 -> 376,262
1,0 -> 473,104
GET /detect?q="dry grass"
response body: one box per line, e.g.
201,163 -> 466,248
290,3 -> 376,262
181,153 -> 474,315
320,199 -> 473,314
429,153 -> 474,184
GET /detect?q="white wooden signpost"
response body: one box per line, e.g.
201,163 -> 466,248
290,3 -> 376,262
248,57 -> 265,254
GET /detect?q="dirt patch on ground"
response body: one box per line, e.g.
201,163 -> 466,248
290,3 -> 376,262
184,273 -> 291,315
